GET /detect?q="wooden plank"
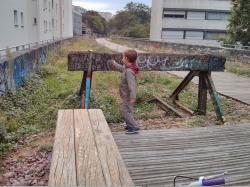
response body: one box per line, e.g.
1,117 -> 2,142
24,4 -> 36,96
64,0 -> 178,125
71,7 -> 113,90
89,109 -> 134,186
74,109 -> 105,186
68,52 -> 226,72
113,124 -> 250,186
49,110 -> 77,186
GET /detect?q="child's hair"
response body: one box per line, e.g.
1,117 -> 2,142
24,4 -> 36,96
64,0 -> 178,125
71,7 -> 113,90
124,50 -> 137,64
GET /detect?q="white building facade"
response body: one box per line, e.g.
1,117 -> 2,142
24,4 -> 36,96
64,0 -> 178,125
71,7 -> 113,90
73,5 -> 86,36
0,0 -> 73,50
150,0 -> 232,46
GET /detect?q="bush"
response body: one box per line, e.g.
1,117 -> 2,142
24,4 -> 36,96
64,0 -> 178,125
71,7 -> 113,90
0,123 -> 7,143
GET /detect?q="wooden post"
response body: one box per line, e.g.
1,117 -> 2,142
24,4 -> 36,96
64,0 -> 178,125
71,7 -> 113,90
204,73 -> 225,123
197,71 -> 208,115
170,71 -> 199,101
79,71 -> 87,96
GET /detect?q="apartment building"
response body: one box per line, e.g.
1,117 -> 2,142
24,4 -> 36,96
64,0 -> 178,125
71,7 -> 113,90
73,5 -> 87,36
0,0 -> 73,50
150,0 -> 232,45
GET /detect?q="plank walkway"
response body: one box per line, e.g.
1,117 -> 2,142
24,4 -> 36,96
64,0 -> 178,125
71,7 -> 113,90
113,124 -> 250,186
96,38 -> 250,105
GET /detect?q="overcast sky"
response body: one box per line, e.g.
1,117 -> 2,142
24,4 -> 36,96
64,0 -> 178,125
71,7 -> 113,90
72,0 -> 152,14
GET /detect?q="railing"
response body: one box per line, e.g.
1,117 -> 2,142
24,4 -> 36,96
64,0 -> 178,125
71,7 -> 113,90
0,37 -> 71,61
111,36 -> 250,51
220,42 -> 250,51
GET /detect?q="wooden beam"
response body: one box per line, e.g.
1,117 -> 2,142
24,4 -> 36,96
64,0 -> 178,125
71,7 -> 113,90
169,71 -> 199,100
204,74 -> 225,123
197,71 -> 208,115
49,110 -> 77,186
68,52 -> 226,72
89,109 -> 134,186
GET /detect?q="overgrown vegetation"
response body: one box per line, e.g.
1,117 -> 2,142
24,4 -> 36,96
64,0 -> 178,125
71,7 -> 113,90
82,11 -> 109,35
109,2 -> 151,38
227,0 -> 250,46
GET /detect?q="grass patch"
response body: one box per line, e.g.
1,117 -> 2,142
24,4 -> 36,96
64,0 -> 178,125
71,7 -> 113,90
226,64 -> 250,77
0,38 -> 113,158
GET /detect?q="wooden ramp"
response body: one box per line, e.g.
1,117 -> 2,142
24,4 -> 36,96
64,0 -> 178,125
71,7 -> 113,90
113,124 -> 250,186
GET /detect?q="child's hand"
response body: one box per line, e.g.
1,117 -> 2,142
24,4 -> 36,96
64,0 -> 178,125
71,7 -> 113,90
130,98 -> 136,105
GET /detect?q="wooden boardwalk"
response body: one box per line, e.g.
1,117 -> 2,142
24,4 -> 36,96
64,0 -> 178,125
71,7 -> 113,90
113,124 -> 250,186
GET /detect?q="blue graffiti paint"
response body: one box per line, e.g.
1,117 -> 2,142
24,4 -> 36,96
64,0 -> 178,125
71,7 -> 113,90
39,47 -> 48,66
0,61 -> 8,94
0,40 -> 67,93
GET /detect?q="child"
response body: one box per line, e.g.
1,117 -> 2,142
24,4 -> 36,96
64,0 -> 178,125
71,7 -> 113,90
110,50 -> 140,134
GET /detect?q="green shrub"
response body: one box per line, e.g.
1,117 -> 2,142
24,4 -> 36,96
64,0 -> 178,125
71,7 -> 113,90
0,123 -> 7,143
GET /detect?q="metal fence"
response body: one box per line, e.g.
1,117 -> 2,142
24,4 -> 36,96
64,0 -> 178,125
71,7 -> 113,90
0,37 -> 71,61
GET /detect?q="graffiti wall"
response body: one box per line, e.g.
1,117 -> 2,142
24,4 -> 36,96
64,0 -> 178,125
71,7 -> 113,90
0,40 -> 63,94
68,52 -> 226,72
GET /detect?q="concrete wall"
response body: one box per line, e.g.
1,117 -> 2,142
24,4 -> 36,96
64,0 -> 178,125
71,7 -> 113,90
112,37 -> 250,64
162,0 -> 231,10
0,38 -> 73,94
150,0 -> 232,44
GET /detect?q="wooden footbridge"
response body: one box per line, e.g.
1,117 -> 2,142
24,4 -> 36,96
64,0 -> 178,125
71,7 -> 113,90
47,52 -> 249,186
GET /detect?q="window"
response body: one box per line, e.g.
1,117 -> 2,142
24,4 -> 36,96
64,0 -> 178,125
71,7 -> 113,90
14,10 -> 18,27
163,10 -> 185,18
206,12 -> 230,20
44,20 -> 46,32
187,11 -> 205,20
185,31 -> 204,40
49,1 -> 51,12
56,4 -> 58,14
21,12 -> 24,27
204,32 -> 227,40
52,18 -> 54,29
43,0 -> 47,10
49,21 -> 51,31
162,30 -> 184,39
52,0 -> 54,8
33,18 -> 37,25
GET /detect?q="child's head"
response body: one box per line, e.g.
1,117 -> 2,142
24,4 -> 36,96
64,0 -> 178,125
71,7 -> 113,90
123,50 -> 137,65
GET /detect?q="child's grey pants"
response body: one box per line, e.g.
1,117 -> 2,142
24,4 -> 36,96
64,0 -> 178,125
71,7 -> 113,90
122,100 -> 138,129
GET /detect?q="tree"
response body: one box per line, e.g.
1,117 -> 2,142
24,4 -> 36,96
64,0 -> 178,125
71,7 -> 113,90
123,24 -> 150,38
83,11 -> 108,35
228,0 -> 250,45
124,2 -> 151,24
109,2 -> 151,38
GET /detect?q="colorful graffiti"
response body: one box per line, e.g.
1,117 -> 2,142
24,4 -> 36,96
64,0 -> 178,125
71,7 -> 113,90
68,52 -> 226,72
0,61 -> 8,95
0,44 -> 50,93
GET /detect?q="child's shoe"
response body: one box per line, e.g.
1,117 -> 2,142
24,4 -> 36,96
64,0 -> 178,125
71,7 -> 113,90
125,127 -> 139,134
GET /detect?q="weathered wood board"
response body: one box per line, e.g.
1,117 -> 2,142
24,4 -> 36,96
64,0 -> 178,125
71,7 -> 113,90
49,109 -> 134,186
114,123 -> 250,186
68,52 -> 226,72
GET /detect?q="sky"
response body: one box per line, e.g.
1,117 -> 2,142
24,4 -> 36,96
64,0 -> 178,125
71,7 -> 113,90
72,0 -> 152,14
